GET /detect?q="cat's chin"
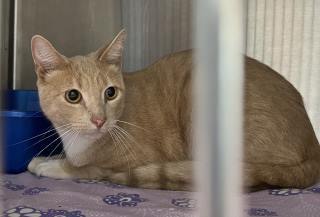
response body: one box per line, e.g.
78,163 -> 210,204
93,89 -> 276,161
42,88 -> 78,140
81,128 -> 107,137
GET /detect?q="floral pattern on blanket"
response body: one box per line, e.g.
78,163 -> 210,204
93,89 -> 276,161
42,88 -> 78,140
172,198 -> 196,208
2,179 -> 26,191
74,178 -> 124,188
3,173 -> 320,217
246,208 -> 278,216
3,206 -> 85,217
103,192 -> 147,207
269,186 -> 320,196
23,187 -> 49,195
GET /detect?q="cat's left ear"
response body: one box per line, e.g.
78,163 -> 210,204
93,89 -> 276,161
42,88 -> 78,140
97,29 -> 127,65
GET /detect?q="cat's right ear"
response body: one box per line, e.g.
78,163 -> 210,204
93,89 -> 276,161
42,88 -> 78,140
31,35 -> 68,78
96,29 -> 127,66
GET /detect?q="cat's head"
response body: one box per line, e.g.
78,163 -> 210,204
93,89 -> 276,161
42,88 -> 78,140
31,30 -> 127,143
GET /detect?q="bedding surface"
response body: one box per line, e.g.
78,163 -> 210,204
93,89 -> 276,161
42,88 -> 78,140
2,172 -> 320,217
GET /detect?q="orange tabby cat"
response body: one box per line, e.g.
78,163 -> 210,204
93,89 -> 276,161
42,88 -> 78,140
28,30 -> 320,191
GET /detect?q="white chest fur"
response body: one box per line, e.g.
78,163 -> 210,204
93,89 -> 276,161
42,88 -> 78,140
58,130 -> 101,167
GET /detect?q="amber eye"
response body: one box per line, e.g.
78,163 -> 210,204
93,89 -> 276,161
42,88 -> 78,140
105,86 -> 117,101
65,89 -> 82,104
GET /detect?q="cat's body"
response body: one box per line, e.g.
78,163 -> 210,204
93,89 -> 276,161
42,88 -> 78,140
244,57 -> 320,190
28,30 -> 320,191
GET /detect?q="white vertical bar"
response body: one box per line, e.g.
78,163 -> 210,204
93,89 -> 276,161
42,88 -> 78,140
271,0 -> 284,71
263,0 -> 275,66
280,0 -> 294,78
289,0 -> 304,84
194,0 -> 244,216
246,0 -> 257,57
309,0 -> 320,138
254,0 -> 266,61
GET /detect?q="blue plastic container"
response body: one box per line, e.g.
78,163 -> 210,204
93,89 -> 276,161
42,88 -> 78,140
1,90 -> 62,173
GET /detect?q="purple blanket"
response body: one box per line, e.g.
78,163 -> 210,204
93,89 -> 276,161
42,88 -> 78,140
2,172 -> 320,216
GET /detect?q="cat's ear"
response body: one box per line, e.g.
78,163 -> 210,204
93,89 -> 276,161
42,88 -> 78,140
97,29 -> 126,65
31,35 -> 68,76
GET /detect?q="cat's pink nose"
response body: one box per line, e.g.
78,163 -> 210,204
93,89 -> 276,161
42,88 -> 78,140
90,116 -> 106,128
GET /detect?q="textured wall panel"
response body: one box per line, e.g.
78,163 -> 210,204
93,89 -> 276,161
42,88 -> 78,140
246,0 -> 320,139
14,0 -> 122,89
121,0 -> 192,72
0,0 -> 9,90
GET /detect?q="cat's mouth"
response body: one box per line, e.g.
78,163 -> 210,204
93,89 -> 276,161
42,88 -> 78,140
82,128 -> 106,136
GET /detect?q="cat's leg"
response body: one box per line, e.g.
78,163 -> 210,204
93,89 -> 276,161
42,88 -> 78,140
243,163 -> 271,192
28,157 -> 110,179
108,161 -> 194,191
244,158 -> 320,190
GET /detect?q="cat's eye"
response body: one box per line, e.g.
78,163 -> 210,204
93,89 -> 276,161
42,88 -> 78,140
105,86 -> 117,101
65,89 -> 82,104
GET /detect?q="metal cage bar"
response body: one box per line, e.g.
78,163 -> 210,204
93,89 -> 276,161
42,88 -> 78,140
194,0 -> 245,216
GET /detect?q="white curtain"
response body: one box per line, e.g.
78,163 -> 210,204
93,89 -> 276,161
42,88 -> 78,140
246,0 -> 320,140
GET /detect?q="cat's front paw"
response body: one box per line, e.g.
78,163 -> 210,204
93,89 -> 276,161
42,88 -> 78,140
28,157 -> 72,179
28,157 -> 46,171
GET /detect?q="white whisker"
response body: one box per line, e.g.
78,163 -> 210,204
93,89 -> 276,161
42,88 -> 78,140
113,125 -> 145,158
111,128 -> 133,175
108,129 -> 121,158
113,127 -> 138,165
32,128 -> 73,160
62,130 -> 80,167
9,123 -> 73,147
115,120 -> 150,132
45,138 -> 64,161
23,127 -> 66,152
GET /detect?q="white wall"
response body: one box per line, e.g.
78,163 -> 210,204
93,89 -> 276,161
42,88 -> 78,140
121,0 -> 192,72
13,0 -> 122,89
11,0 -> 192,88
